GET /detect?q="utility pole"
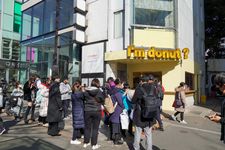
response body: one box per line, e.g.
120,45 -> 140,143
52,0 -> 60,76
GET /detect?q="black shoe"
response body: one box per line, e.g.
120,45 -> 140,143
114,140 -> 123,145
50,133 -> 61,136
24,120 -> 28,124
158,127 -> 164,131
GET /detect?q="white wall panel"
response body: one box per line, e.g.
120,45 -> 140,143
177,0 -> 194,60
85,0 -> 108,43
82,43 -> 104,73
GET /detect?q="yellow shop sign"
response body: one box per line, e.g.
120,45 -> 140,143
127,45 -> 189,60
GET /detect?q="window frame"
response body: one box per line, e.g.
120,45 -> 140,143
132,0 -> 176,29
114,10 -> 124,39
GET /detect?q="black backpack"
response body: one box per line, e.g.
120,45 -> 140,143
140,86 -> 158,120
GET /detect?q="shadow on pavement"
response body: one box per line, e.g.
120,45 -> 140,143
0,136 -> 64,150
199,97 -> 224,113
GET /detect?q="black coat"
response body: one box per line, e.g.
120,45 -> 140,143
71,91 -> 85,129
47,82 -> 63,123
132,83 -> 155,128
221,99 -> 225,144
23,81 -> 35,101
83,87 -> 104,112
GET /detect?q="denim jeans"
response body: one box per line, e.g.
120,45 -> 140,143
133,126 -> 152,150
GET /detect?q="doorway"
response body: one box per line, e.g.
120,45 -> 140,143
133,72 -> 162,88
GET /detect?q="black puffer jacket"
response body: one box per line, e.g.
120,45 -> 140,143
83,87 -> 104,112
132,83 -> 155,128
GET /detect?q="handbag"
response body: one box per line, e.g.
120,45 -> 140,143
120,109 -> 129,130
176,99 -> 182,106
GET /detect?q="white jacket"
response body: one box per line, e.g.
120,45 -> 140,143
60,82 -> 72,100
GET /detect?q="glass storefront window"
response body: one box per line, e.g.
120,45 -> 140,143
133,0 -> 174,27
59,0 -> 74,29
14,1 -> 22,33
22,8 -> 32,40
44,0 -> 56,33
32,2 -> 44,37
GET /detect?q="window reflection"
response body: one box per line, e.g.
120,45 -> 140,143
22,8 -> 32,40
134,0 -> 174,27
59,0 -> 74,29
33,2 -> 44,36
44,0 -> 56,33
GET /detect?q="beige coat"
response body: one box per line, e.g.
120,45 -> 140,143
174,87 -> 186,112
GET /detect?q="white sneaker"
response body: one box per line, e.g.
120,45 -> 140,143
43,123 -> 49,127
70,139 -> 81,145
171,115 -> 176,121
83,143 -> 90,148
92,144 -> 101,150
63,117 -> 70,120
180,120 -> 187,124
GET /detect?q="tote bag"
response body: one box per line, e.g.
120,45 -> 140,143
120,110 -> 129,130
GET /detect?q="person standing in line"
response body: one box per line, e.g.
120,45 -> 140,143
154,79 -> 164,131
171,82 -> 188,124
11,81 -> 24,122
23,77 -> 36,124
209,73 -> 225,144
37,78 -> 50,127
109,78 -> 124,145
70,80 -> 85,145
60,77 -> 72,120
132,75 -> 156,150
83,78 -> 104,150
47,75 -> 63,136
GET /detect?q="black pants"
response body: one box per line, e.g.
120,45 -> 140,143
48,122 -> 60,136
24,104 -> 35,122
0,116 -> 3,128
72,128 -> 83,140
174,111 -> 184,121
84,111 -> 101,145
111,123 -> 121,143
156,107 -> 163,127
38,116 -> 47,124
62,99 -> 70,118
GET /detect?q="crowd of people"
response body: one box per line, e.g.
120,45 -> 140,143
0,72 -> 224,149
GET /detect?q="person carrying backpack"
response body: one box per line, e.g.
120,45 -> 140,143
132,75 -> 157,150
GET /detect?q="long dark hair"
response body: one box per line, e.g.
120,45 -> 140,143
91,78 -> 100,88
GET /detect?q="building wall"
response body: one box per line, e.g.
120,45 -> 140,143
0,0 -> 22,82
85,0 -> 108,43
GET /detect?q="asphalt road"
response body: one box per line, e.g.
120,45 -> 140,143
0,106 -> 224,150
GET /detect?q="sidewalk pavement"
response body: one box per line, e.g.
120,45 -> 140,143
0,102 -> 224,150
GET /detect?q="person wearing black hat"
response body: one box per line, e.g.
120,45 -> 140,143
210,73 -> 225,144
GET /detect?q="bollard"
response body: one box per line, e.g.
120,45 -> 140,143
200,95 -> 206,105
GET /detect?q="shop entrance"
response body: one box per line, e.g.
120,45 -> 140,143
133,72 -> 162,88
